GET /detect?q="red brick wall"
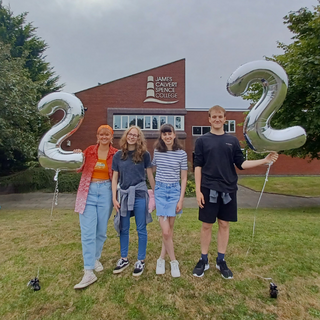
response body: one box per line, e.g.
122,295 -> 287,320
64,59 -> 185,151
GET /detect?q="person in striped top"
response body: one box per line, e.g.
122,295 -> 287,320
152,124 -> 188,277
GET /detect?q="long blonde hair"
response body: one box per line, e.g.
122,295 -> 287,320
119,126 -> 147,163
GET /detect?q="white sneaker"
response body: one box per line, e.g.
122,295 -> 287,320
156,258 -> 165,274
170,260 -> 180,278
94,260 -> 103,272
74,270 -> 97,289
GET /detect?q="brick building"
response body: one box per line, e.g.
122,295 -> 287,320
64,59 -> 320,175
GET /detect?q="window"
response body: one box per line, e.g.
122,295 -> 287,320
203,127 -> 210,134
160,116 -> 166,126
152,116 -> 158,129
224,120 -> 236,133
192,126 -> 210,136
192,127 -> 201,135
175,116 -> 182,130
113,115 -> 185,131
122,116 -> 128,129
168,116 -> 174,126
129,116 -> 136,127
137,115 -> 144,129
114,115 -> 121,129
145,116 -> 151,129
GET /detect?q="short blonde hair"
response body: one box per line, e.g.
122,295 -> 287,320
208,105 -> 226,117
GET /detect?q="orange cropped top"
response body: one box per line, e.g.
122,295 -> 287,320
91,159 -> 110,180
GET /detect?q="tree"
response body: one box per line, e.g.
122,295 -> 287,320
0,43 -> 51,175
243,3 -> 320,159
0,1 -> 63,96
0,2 -> 64,175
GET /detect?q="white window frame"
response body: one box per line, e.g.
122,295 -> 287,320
113,115 -> 184,131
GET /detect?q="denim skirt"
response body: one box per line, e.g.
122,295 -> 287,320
154,181 -> 182,217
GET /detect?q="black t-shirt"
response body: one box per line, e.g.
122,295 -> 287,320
194,132 -> 245,193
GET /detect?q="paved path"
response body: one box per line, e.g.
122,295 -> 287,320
1,186 -> 320,210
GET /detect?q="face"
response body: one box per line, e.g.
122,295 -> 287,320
161,131 -> 176,148
97,128 -> 113,145
126,128 -> 139,145
208,110 -> 226,130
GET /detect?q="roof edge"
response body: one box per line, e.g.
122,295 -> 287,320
75,58 -> 186,94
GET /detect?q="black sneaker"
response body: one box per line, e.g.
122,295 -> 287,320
216,259 -> 233,279
133,260 -> 145,276
193,259 -> 210,277
113,258 -> 129,274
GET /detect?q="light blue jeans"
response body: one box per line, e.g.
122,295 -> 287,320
79,180 -> 113,270
120,197 -> 147,261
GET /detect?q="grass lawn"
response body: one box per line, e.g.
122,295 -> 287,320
1,208 -> 320,320
238,176 -> 320,197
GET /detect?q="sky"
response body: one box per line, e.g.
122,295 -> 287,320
3,0 -> 318,110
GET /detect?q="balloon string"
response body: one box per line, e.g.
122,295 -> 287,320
50,170 -> 60,216
246,161 -> 272,256
248,270 -> 272,281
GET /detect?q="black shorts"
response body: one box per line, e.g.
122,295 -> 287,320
198,186 -> 237,224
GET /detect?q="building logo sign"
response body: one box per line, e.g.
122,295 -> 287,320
144,76 -> 179,104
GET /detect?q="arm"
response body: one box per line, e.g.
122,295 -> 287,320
112,171 -> 120,212
241,152 -> 278,170
147,167 -> 155,191
176,169 -> 187,212
195,166 -> 205,209
74,149 -> 85,172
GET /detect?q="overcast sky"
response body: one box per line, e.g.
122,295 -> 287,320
4,0 -> 318,110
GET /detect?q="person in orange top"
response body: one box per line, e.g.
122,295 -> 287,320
73,125 -> 118,289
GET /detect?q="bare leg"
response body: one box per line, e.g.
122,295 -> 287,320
217,219 -> 229,254
200,222 -> 213,254
160,240 -> 166,259
159,216 -> 176,261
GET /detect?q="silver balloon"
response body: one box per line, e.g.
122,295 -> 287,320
227,60 -> 307,152
38,92 -> 84,170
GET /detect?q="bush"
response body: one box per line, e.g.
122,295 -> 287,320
185,180 -> 195,197
0,167 -> 81,193
58,171 -> 81,192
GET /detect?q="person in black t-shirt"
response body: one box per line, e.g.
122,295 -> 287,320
192,105 -> 278,279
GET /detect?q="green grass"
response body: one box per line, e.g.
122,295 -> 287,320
1,208 -> 320,319
238,176 -> 320,197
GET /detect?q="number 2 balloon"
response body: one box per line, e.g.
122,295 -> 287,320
227,60 -> 306,153
37,92 -> 84,171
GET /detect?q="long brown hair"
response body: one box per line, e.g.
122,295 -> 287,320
119,126 -> 147,163
154,124 -> 183,152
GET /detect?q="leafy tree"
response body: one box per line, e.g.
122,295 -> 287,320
0,2 -> 64,175
0,1 -> 63,96
243,3 -> 320,159
0,43 -> 51,175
